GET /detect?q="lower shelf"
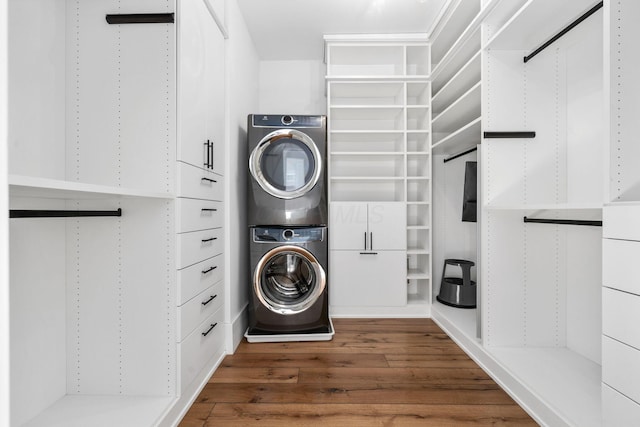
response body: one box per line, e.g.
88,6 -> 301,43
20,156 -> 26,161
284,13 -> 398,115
431,301 -> 602,427
23,395 -> 175,427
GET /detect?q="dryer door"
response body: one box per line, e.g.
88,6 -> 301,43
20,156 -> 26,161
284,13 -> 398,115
254,245 -> 326,315
249,129 -> 322,199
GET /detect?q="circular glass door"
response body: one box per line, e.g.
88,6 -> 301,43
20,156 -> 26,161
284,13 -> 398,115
249,129 -> 322,199
254,245 -> 326,315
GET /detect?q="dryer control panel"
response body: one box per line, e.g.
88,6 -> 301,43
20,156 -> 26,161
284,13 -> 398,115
252,114 -> 325,128
253,226 -> 325,243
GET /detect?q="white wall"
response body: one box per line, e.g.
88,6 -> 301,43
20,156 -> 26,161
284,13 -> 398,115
258,60 -> 326,115
226,0 -> 259,349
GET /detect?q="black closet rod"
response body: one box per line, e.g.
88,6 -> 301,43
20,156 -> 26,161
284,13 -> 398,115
523,216 -> 602,227
443,146 -> 478,163
484,131 -> 536,139
106,13 -> 175,24
10,208 -> 122,219
523,1 -> 603,63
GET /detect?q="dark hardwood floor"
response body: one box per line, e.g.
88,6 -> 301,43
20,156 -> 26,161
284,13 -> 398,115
179,318 -> 537,426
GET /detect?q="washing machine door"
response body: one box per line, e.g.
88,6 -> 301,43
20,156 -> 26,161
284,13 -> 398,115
254,245 -> 326,315
249,129 -> 322,200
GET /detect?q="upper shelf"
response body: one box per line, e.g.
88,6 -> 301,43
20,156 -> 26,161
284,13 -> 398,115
9,175 -> 173,200
485,0 -> 602,51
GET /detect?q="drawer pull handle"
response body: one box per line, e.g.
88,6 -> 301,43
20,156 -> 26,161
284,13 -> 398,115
201,177 -> 217,183
202,294 -> 218,306
201,237 -> 217,243
201,208 -> 217,212
359,252 -> 378,255
202,266 -> 217,274
202,323 -> 217,336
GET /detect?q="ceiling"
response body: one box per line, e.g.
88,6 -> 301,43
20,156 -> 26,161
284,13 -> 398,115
236,0 -> 448,61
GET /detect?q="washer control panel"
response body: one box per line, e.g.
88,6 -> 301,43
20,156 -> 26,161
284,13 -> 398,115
252,114 -> 324,128
253,226 -> 325,243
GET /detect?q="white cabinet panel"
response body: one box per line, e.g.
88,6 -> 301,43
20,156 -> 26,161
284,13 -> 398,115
330,202 -> 405,250
330,251 -> 407,307
177,255 -> 224,306
178,306 -> 225,392
176,199 -> 223,233
177,162 -> 223,201
178,281 -> 224,341
603,204 -> 640,241
603,384 -> 640,427
176,228 -> 224,269
603,336 -> 640,405
602,287 -> 640,350
603,238 -> 640,296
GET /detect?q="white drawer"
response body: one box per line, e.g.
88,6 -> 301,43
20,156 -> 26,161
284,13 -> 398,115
176,198 -> 223,233
603,336 -> 640,405
604,204 -> 640,241
603,238 -> 640,296
178,254 -> 224,305
603,383 -> 640,427
179,306 -> 225,392
178,281 -> 224,341
177,162 -> 223,201
602,287 -> 640,349
177,228 -> 224,269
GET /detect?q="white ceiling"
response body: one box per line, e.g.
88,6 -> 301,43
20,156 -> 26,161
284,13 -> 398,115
236,0 -> 448,60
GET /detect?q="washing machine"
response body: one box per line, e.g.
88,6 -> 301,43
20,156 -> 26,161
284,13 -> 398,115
246,225 -> 332,339
247,114 -> 327,226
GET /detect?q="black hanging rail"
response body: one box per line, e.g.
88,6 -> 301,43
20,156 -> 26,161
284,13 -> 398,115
484,131 -> 536,139
523,216 -> 602,227
10,208 -> 122,219
443,146 -> 478,163
523,1 -> 603,63
105,13 -> 175,25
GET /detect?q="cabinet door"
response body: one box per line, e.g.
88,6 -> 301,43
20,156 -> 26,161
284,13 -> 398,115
330,202 -> 368,250
178,0 -> 208,169
368,202 -> 406,250
204,13 -> 225,175
330,250 -> 407,307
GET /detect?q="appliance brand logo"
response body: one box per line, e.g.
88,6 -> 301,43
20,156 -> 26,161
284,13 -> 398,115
262,116 -> 268,121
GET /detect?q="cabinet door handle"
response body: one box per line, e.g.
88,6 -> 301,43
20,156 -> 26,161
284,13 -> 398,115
209,141 -> 214,170
202,323 -> 217,336
201,294 -> 217,306
201,208 -> 217,212
203,140 -> 211,169
364,232 -> 367,251
201,266 -> 217,274
359,252 -> 378,255
201,177 -> 217,183
370,232 -> 373,251
201,237 -> 217,243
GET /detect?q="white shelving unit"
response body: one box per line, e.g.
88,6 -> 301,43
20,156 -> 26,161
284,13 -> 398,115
325,35 -> 432,315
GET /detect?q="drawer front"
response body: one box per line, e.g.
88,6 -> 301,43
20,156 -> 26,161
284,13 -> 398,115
603,336 -> 640,405
178,281 -> 224,341
177,162 -> 223,201
179,306 -> 225,392
177,228 -> 224,269
177,198 -> 223,233
178,254 -> 224,305
602,287 -> 640,349
603,383 -> 640,427
603,238 -> 640,296
604,204 -> 640,241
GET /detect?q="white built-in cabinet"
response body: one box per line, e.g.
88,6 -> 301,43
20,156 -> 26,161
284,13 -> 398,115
324,35 -> 432,316
7,0 -> 228,425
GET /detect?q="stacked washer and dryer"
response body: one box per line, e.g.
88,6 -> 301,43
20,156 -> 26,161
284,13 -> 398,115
245,114 -> 333,342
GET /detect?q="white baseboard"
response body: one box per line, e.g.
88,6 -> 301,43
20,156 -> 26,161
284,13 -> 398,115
330,304 -> 430,318
227,303 -> 248,353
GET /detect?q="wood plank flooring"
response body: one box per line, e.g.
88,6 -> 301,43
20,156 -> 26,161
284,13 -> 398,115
179,318 -> 537,426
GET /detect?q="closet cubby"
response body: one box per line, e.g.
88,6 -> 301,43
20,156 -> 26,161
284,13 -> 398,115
331,154 -> 404,178
407,180 -> 430,203
407,154 -> 430,177
330,179 -> 405,202
330,106 -> 405,131
406,45 -> 430,76
407,203 -> 430,227
407,228 -> 430,252
406,107 -> 430,131
326,44 -> 404,77
407,132 -> 430,152
330,81 -> 404,105
430,0 -> 481,70
407,82 -> 430,105
330,132 -> 404,153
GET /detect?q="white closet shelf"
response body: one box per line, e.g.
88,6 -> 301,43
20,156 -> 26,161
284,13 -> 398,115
22,395 -> 175,427
432,51 -> 481,114
430,0 -> 481,70
331,105 -> 405,110
326,75 -> 430,82
407,268 -> 430,278
330,130 -> 404,134
9,175 -> 173,200
331,176 -> 405,181
432,82 -> 481,134
331,151 -> 405,156
484,202 -> 603,212
408,225 -> 430,230
432,26 -> 481,89
485,0 -> 600,51
432,117 -> 481,155
407,248 -> 430,255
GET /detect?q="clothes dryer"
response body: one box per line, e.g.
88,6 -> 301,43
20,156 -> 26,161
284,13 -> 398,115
247,114 -> 327,226
246,226 -> 331,337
